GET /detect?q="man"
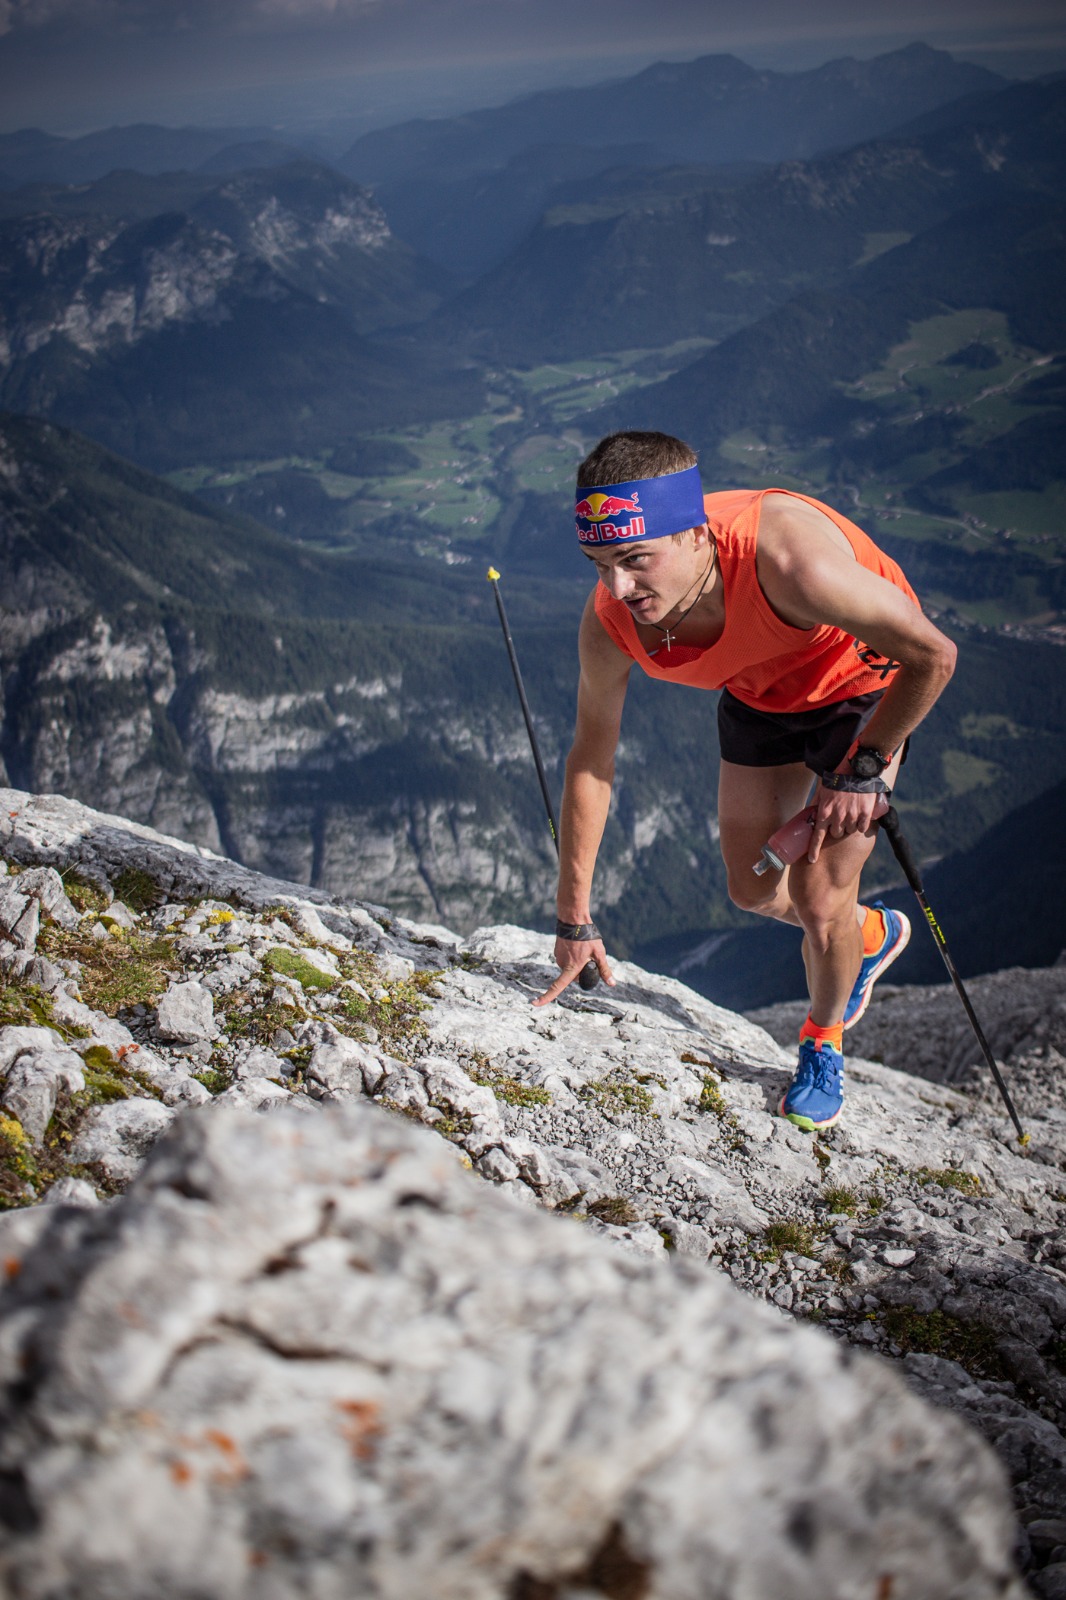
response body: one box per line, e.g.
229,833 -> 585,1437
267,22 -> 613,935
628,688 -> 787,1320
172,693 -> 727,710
535,430 -> 957,1132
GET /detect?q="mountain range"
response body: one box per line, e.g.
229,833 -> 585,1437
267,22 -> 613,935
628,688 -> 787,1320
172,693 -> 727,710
0,161 -> 473,468
431,74 -> 1066,359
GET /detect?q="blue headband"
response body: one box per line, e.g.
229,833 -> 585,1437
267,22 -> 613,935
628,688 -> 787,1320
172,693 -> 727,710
575,464 -> 704,545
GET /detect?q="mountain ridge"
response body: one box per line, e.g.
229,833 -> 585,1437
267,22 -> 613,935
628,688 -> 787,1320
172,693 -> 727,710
0,782 -> 1061,1596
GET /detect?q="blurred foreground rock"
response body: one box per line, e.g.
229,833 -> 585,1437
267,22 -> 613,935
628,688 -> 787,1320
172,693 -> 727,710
0,1104 -> 1028,1600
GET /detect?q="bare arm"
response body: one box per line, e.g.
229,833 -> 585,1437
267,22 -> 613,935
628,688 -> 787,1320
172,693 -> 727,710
534,592 -> 632,1005
757,495 -> 957,861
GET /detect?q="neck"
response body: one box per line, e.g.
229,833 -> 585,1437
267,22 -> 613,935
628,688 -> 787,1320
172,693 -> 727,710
659,544 -> 717,631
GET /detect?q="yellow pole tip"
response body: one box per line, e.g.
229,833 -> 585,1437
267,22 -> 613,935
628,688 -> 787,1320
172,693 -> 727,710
1019,1132 -> 1031,1146
486,567 -> 501,582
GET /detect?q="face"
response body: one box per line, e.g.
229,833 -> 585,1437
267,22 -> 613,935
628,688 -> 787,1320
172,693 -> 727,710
583,526 -> 709,624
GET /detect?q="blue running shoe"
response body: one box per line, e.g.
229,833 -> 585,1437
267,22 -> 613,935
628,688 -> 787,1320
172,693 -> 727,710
779,1038 -> 844,1131
843,902 -> 911,1030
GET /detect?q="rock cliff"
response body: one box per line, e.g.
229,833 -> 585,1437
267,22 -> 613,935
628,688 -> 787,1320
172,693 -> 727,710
0,786 -> 1064,1595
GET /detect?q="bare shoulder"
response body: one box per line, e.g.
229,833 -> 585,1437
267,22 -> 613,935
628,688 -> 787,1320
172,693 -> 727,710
757,490 -> 855,570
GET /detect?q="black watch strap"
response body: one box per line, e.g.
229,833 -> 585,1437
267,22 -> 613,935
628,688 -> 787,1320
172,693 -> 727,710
556,919 -> 600,941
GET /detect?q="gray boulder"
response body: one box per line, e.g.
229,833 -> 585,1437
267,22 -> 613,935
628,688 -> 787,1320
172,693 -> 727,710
156,980 -> 217,1045
1,1047 -> 85,1143
0,1105 -> 1026,1600
69,1098 -> 175,1185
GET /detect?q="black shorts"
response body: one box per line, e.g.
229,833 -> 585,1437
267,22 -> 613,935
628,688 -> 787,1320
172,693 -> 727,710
717,688 -> 884,774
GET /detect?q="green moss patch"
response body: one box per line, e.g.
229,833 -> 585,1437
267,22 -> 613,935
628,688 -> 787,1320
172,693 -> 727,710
582,1075 -> 654,1116
192,1066 -> 234,1096
465,1052 -> 552,1108
263,947 -> 335,991
0,981 -> 89,1040
59,873 -> 109,917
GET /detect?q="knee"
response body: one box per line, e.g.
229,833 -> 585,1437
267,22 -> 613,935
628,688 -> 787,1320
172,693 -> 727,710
790,887 -> 853,951
727,872 -> 789,918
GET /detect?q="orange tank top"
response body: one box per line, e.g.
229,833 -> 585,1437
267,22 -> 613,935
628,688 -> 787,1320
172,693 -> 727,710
594,488 -> 920,713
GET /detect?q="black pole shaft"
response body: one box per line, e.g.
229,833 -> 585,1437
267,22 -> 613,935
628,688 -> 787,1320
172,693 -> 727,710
488,570 -> 598,991
489,576 -> 561,847
879,807 -> 1027,1144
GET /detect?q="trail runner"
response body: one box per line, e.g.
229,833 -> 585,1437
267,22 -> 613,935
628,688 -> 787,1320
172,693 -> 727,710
535,431 -> 957,1132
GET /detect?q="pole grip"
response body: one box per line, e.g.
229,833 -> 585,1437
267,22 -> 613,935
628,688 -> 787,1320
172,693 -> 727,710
578,961 -> 599,990
879,805 -> 925,893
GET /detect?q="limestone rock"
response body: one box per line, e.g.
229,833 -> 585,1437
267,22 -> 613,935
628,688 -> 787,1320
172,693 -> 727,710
69,1098 -> 175,1185
1,785 -> 1064,1589
306,1030 -> 385,1097
1,1047 -> 85,1143
0,1106 -> 1027,1600
156,980 -> 217,1044
12,865 -> 81,930
42,1176 -> 100,1209
0,1026 -> 62,1074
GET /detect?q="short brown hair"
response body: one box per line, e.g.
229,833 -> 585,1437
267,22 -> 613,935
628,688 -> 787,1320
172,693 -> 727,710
576,430 -> 697,489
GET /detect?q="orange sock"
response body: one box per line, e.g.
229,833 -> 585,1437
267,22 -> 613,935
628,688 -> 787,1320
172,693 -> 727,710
861,904 -> 886,957
800,1015 -> 844,1052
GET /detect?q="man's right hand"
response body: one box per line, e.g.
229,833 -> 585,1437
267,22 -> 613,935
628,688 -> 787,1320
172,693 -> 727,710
533,938 -> 615,1006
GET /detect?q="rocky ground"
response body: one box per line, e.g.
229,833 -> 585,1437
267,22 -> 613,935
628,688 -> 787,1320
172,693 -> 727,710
1,787 -> 1065,1596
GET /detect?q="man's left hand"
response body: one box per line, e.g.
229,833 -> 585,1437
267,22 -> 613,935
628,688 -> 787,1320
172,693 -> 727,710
807,784 -> 884,864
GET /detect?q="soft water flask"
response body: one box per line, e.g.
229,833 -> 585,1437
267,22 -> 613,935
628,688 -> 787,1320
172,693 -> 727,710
753,793 -> 889,875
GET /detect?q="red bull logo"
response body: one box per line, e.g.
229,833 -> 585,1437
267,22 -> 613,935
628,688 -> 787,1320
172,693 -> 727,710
575,491 -> 642,522
575,489 -> 646,543
577,517 -> 647,543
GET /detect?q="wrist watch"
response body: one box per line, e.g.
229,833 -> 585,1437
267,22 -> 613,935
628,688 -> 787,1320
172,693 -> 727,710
849,744 -> 892,781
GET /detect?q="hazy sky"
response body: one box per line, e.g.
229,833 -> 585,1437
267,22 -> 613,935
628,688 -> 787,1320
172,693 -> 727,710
2,0 -> 1065,138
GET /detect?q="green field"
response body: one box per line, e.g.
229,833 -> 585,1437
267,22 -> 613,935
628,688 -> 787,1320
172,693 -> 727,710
167,314 -> 1065,627
165,340 -> 716,552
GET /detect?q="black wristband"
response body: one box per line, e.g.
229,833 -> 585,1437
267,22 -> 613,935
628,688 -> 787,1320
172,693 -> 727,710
556,919 -> 600,942
820,772 -> 892,795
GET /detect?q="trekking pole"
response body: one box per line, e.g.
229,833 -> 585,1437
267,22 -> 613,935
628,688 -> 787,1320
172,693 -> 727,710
487,568 -> 599,991
879,806 -> 1028,1145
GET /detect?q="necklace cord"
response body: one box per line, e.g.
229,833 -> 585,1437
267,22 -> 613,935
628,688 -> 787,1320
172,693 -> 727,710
648,538 -> 717,651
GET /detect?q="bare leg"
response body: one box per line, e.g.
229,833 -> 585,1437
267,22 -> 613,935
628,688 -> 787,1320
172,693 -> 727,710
716,759 -> 814,930
718,758 -> 894,1024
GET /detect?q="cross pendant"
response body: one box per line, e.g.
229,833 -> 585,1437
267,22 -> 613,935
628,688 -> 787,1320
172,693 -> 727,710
661,628 -> 675,651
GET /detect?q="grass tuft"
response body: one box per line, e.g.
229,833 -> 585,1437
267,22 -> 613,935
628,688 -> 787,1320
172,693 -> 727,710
111,868 -> 161,913
881,1305 -> 1004,1377
586,1195 -> 640,1226
761,1220 -> 819,1260
38,923 -> 176,1016
582,1076 -> 654,1116
823,1185 -> 858,1217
